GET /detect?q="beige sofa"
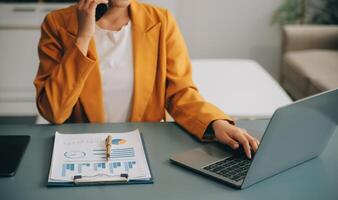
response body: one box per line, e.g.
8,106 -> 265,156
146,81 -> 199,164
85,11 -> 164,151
281,25 -> 338,100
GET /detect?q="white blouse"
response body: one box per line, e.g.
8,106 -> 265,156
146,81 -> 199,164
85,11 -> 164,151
94,21 -> 134,123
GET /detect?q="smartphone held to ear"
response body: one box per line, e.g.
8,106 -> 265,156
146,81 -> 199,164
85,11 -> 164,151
95,3 -> 108,21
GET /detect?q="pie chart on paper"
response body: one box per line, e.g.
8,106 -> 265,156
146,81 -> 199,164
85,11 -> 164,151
111,138 -> 127,145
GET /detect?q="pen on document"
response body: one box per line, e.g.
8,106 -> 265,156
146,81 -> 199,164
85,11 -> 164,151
105,135 -> 112,161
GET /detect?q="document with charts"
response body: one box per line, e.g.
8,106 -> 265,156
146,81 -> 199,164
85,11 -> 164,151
48,129 -> 152,185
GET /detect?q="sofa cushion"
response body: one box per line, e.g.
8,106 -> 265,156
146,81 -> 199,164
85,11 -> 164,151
311,76 -> 338,92
282,49 -> 338,97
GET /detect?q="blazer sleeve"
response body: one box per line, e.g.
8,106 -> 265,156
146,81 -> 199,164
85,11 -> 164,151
164,10 -> 233,141
34,13 -> 97,124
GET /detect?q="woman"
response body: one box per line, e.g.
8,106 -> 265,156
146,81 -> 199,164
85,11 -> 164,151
34,0 -> 259,158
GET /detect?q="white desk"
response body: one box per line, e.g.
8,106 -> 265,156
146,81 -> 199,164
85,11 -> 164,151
191,59 -> 292,119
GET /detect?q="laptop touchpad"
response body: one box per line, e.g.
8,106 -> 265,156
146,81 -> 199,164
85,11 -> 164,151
171,143 -> 232,168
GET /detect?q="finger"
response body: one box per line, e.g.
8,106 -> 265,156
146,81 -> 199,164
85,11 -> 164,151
88,0 -> 98,12
218,132 -> 239,149
84,0 -> 95,10
251,137 -> 260,149
242,131 -> 257,150
244,132 -> 258,152
255,139 -> 260,150
97,0 -> 109,4
231,130 -> 251,159
240,128 -> 260,151
78,0 -> 85,8
88,0 -> 108,8
88,0 -> 108,13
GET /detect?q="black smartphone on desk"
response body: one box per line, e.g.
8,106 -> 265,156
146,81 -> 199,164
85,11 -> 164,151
95,4 -> 108,21
0,135 -> 30,177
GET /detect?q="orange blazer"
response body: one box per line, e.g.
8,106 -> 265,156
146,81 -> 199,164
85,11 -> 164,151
34,0 -> 232,140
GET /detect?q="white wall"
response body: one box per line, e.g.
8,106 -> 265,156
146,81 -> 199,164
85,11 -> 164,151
143,0 -> 284,79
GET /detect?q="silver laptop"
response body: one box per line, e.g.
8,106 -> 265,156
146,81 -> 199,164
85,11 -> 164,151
170,88 -> 338,189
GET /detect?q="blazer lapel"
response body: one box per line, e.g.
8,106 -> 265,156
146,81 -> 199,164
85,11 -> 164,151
129,1 -> 161,121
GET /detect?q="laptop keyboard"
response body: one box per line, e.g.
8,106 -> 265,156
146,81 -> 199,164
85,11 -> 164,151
203,156 -> 252,182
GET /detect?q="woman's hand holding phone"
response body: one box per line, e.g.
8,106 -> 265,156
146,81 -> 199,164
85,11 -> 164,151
75,0 -> 108,55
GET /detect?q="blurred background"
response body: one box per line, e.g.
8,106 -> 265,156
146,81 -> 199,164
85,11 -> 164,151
0,0 -> 337,123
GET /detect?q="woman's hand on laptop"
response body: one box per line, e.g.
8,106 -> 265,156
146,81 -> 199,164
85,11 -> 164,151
212,120 -> 259,159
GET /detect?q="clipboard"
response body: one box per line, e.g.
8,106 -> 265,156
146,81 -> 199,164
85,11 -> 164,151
47,131 -> 154,187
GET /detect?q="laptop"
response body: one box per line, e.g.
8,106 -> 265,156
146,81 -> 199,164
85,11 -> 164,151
0,135 -> 30,177
170,88 -> 338,189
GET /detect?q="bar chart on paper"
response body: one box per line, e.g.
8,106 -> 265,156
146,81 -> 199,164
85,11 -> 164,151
93,147 -> 135,159
61,161 -> 137,177
59,145 -> 138,177
48,130 -> 152,184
